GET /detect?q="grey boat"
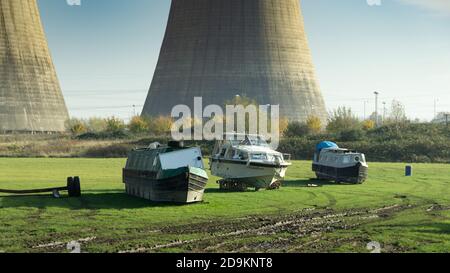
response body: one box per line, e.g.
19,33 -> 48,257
312,141 -> 368,184
123,141 -> 209,203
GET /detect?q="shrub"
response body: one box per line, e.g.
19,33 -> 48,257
306,116 -> 323,135
284,122 -> 310,137
148,116 -> 173,136
279,117 -> 290,136
86,117 -> 107,133
83,143 -> 132,158
65,119 -> 87,135
339,129 -> 365,141
77,131 -> 131,140
278,136 -> 450,163
128,116 -> 149,134
362,120 -> 375,130
105,117 -> 125,133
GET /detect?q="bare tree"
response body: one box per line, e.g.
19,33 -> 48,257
326,106 -> 361,133
387,100 -> 408,124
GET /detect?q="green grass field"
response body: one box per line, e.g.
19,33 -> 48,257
0,158 -> 449,253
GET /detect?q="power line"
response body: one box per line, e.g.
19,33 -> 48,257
70,104 -> 144,110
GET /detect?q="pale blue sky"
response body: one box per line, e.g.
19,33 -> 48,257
37,0 -> 450,121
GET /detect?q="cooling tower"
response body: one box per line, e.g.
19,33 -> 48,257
0,0 -> 69,132
143,0 -> 327,122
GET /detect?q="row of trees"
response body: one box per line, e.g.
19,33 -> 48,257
65,99 -> 412,139
284,100 -> 410,138
66,116 -> 174,136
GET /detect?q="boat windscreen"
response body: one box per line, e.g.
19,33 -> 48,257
225,134 -> 270,147
237,135 -> 269,147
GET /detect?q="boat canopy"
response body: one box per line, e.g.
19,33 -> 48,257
316,141 -> 339,152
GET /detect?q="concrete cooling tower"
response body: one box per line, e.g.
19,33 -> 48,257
143,0 -> 327,122
0,0 -> 69,132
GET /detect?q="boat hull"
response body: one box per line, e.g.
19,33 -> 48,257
211,159 -> 289,189
312,163 -> 368,184
123,167 -> 208,203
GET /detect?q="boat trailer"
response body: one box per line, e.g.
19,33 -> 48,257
0,177 -> 81,198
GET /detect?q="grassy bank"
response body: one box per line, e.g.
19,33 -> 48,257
0,159 -> 449,253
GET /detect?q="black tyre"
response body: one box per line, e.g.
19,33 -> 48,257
67,177 -> 74,195
72,176 -> 82,197
238,183 -> 247,192
68,177 -> 81,197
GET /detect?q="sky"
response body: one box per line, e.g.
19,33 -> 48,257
37,0 -> 450,121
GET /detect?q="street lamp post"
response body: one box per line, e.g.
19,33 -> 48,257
434,99 -> 439,119
374,92 -> 379,126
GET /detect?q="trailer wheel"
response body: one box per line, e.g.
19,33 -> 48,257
218,180 -> 227,190
72,176 -> 81,197
238,183 -> 247,192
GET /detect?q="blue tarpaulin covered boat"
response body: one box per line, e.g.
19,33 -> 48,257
316,141 -> 339,152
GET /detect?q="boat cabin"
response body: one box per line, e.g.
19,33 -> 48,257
211,133 -> 289,163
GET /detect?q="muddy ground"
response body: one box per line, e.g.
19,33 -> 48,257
32,204 -> 418,253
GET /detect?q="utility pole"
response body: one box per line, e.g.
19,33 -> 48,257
434,99 -> 438,120
382,102 -> 387,124
374,92 -> 379,126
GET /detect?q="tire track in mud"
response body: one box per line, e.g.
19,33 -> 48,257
320,192 -> 337,208
400,179 -> 439,206
289,191 -> 336,208
118,204 -> 414,253
292,191 -> 319,207
30,204 -> 416,253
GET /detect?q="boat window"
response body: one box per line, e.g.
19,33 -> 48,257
240,137 -> 252,146
232,149 -> 238,159
229,139 -> 242,146
225,148 -> 234,159
251,153 -> 268,160
224,134 -> 271,147
225,135 -> 245,146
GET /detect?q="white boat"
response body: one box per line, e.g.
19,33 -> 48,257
209,133 -> 291,191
